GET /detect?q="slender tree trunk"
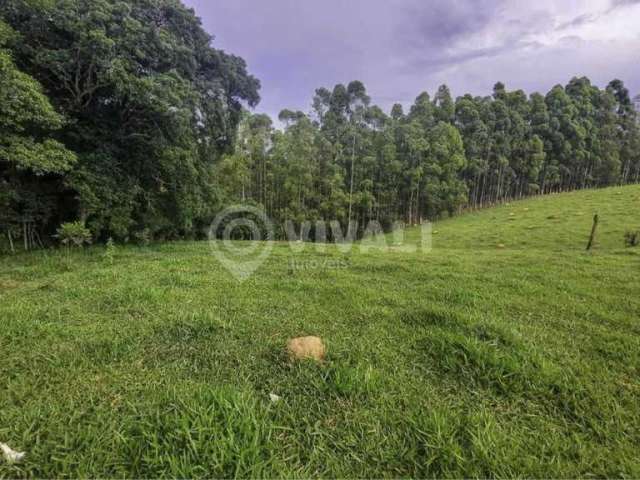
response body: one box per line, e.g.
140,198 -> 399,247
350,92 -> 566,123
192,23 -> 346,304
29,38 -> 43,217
7,231 -> 15,254
473,172 -> 479,208
29,224 -> 36,251
34,228 -> 44,249
347,133 -> 356,237
23,221 -> 28,251
416,181 -> 421,224
263,153 -> 268,212
408,189 -> 414,225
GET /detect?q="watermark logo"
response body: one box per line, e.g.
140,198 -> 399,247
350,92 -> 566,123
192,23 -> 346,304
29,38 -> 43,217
288,257 -> 350,272
209,204 -> 432,281
208,205 -> 275,282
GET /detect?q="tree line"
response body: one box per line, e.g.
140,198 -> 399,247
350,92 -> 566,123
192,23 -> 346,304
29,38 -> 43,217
220,79 -> 640,237
1,1 -> 639,250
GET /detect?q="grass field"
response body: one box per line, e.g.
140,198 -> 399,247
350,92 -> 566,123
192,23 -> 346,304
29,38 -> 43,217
1,185 -> 639,478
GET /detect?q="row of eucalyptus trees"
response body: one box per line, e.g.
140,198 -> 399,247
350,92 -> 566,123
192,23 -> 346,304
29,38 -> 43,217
218,78 -> 640,233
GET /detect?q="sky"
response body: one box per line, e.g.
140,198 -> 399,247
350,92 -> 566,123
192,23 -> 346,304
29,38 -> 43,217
183,0 -> 640,119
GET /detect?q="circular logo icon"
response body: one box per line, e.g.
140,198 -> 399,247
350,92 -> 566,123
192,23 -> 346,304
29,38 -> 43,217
208,205 -> 275,281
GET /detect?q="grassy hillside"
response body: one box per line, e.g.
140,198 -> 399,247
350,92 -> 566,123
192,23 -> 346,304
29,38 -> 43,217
409,185 -> 640,251
1,185 -> 639,478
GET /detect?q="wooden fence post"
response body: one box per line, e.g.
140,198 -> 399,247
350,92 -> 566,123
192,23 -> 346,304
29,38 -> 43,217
586,214 -> 599,251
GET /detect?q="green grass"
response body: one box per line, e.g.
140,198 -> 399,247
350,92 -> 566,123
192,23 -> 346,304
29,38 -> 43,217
1,185 -> 639,478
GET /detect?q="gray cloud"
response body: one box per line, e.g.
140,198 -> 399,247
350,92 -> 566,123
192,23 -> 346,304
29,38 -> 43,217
396,2 -> 551,72
556,13 -> 599,30
397,0 -> 504,50
399,40 -> 544,73
557,0 -> 640,30
184,0 -> 640,119
610,0 -> 640,9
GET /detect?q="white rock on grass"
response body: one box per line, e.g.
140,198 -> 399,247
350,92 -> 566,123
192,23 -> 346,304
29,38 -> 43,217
269,393 -> 282,403
0,443 -> 25,464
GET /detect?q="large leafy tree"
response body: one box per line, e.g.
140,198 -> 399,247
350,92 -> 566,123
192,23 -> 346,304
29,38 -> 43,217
0,20 -> 76,251
1,0 -> 259,240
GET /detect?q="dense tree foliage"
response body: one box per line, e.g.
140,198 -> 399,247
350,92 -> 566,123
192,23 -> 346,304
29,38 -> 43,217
1,1 -> 639,249
1,0 -> 259,248
0,18 -> 77,251
221,79 -> 640,236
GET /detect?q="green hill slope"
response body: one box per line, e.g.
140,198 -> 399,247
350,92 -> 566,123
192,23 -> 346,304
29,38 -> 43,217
408,184 -> 640,251
0,186 -> 639,478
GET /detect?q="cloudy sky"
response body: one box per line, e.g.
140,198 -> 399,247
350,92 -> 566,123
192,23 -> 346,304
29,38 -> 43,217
183,0 -> 640,118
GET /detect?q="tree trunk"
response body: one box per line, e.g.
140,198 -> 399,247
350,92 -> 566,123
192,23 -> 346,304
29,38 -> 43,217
347,133 -> 356,237
34,228 -> 44,249
23,222 -> 28,251
7,231 -> 15,254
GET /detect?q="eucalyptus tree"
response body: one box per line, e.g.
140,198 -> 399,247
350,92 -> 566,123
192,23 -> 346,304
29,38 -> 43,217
422,122 -> 467,218
345,81 -> 371,236
271,111 -> 318,224
487,87 -> 512,202
607,80 -> 640,183
433,85 -> 455,124
455,95 -> 489,207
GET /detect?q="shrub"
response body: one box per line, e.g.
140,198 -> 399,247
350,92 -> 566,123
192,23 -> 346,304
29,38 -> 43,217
133,228 -> 151,246
56,221 -> 92,248
624,230 -> 639,247
103,237 -> 117,264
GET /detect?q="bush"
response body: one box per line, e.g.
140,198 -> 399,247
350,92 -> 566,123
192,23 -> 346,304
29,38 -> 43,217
133,228 -> 151,246
56,221 -> 92,248
624,230 -> 639,248
102,237 -> 117,264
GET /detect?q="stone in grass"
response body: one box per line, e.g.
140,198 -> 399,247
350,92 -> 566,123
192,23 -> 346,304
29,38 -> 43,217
287,336 -> 326,362
497,244 -> 506,249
